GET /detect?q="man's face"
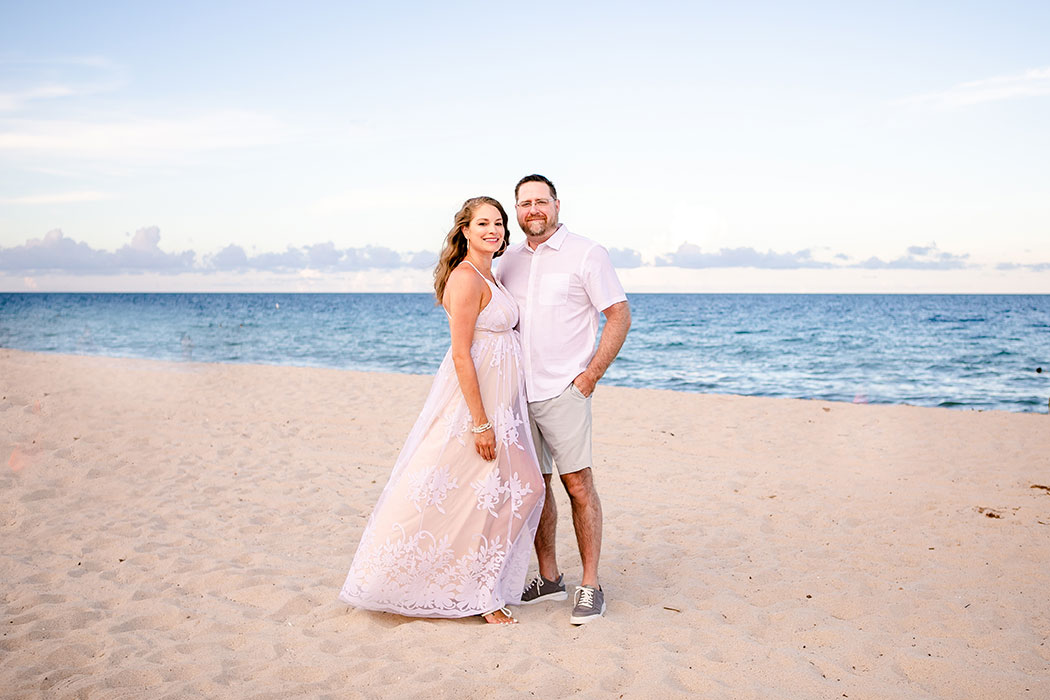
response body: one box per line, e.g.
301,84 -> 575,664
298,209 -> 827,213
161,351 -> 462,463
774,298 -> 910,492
515,181 -> 560,239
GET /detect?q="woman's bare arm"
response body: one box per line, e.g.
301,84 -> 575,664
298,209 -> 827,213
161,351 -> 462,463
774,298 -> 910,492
443,267 -> 497,461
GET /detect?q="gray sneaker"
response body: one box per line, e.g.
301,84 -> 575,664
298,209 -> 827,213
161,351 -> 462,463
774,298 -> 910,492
520,573 -> 568,604
569,585 -> 606,624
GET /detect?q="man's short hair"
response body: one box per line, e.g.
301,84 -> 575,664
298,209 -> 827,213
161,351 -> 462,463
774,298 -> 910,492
515,174 -> 557,201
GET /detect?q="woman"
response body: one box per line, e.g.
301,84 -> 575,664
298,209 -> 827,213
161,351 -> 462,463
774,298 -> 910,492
339,196 -> 544,624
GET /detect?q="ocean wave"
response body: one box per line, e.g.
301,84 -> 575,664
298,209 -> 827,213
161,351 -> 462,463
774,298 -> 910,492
4,292 -> 1049,413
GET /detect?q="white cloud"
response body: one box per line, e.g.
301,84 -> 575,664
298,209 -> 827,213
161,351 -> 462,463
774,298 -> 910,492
0,110 -> 289,159
608,247 -> 643,268
902,66 -> 1050,109
0,55 -> 126,112
0,190 -> 112,205
0,229 -> 442,275
855,242 -> 970,270
997,261 -> 1050,272
0,229 -> 107,270
204,243 -> 416,272
0,228 -> 194,272
655,244 -> 832,269
647,242 -> 982,272
0,230 -> 1033,290
0,84 -> 78,112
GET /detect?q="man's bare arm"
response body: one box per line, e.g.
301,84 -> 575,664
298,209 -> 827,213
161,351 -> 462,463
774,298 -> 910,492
573,300 -> 631,397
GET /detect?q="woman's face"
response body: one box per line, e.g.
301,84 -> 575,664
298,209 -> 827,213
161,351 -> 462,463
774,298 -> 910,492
462,203 -> 505,255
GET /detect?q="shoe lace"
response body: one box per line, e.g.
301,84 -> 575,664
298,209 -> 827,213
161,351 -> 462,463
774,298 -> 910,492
576,586 -> 596,608
525,576 -> 541,595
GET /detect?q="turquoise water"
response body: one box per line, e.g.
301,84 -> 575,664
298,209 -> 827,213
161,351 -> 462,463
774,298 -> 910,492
2,293 -> 1047,412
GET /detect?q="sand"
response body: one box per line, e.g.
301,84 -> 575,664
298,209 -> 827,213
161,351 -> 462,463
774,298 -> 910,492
2,347 -> 1049,699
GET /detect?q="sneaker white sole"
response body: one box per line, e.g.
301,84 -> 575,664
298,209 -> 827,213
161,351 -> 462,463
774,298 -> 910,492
519,590 -> 568,605
569,600 -> 606,624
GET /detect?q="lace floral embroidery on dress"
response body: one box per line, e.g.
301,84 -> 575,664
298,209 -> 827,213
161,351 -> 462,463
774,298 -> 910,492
493,404 -> 526,451
471,467 -> 505,518
504,472 -> 534,520
469,333 -> 514,378
470,467 -> 534,519
345,528 -> 511,613
455,534 -> 506,609
488,334 -> 515,374
406,465 -> 459,514
442,405 -> 473,445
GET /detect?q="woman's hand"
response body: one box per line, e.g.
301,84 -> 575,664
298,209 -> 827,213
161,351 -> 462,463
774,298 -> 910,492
474,424 -> 496,462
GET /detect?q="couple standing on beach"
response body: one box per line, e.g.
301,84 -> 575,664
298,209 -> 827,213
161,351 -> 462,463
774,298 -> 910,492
338,175 -> 631,625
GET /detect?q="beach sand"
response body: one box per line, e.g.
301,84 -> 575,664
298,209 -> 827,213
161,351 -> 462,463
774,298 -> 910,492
2,347 -> 1049,699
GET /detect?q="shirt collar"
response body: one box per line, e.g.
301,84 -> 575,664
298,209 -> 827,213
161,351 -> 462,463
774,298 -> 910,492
531,224 -> 567,252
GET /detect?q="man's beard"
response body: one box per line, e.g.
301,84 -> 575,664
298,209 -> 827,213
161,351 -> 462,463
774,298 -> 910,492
523,218 -> 551,237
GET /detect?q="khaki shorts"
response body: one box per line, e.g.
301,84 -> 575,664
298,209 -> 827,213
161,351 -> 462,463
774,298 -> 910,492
528,383 -> 593,476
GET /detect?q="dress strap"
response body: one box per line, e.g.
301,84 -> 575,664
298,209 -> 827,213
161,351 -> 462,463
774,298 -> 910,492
444,260 -> 495,319
462,260 -> 493,285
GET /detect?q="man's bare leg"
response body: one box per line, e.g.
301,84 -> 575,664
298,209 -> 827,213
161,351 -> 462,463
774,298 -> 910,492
561,467 -> 602,588
535,473 -> 560,581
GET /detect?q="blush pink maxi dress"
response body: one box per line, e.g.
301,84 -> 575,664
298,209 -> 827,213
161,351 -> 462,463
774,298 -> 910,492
339,263 -> 544,617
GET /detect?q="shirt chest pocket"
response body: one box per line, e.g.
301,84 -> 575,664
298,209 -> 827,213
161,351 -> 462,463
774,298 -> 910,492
537,273 -> 570,305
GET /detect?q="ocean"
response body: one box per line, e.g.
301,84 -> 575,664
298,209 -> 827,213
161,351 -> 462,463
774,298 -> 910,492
1,293 -> 1047,413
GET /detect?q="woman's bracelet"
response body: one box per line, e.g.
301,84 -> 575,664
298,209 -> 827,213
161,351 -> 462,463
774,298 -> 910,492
471,421 -> 493,434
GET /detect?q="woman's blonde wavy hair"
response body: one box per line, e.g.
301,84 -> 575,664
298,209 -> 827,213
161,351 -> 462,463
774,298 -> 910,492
433,196 -> 510,304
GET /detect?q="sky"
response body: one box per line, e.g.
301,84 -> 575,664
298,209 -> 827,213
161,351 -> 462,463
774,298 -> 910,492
1,0 -> 1048,293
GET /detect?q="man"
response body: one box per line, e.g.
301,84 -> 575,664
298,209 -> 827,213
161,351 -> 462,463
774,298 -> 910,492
495,174 -> 631,625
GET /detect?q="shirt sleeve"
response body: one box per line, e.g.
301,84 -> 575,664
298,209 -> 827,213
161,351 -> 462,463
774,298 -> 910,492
582,244 -> 628,312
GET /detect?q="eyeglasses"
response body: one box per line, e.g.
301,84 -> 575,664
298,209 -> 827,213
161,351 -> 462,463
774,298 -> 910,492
515,198 -> 553,209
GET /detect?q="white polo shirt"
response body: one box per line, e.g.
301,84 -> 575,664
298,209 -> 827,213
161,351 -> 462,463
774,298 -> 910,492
495,224 -> 627,402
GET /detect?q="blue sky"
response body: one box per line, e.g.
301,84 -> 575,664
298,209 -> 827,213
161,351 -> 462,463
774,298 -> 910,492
1,0 -> 1048,292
